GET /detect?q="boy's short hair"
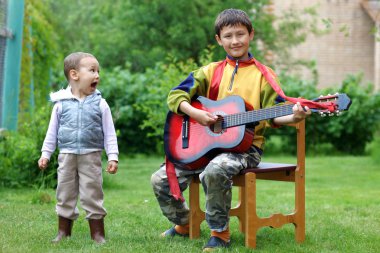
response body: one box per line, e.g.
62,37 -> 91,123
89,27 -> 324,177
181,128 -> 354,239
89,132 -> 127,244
63,52 -> 95,81
214,9 -> 253,36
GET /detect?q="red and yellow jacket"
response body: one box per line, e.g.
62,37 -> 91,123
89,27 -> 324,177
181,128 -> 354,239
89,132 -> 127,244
167,54 -> 281,150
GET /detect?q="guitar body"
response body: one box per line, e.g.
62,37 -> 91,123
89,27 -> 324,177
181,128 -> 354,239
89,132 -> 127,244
164,96 -> 254,170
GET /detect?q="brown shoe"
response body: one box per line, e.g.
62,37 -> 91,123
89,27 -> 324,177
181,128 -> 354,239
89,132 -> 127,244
52,216 -> 73,243
89,218 -> 106,244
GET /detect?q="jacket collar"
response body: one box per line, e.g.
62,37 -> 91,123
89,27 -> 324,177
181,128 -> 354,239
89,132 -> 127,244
225,52 -> 255,67
50,85 -> 101,102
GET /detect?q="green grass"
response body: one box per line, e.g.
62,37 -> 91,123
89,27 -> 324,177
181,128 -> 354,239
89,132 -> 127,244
1,155 -> 379,253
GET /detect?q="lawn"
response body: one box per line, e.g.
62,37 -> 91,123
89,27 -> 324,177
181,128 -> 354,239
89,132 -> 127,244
0,155 -> 379,253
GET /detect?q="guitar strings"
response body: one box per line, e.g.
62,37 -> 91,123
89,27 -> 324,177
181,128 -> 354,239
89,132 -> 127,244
178,97 -> 335,133
181,104 -> 295,132
223,104 -> 294,128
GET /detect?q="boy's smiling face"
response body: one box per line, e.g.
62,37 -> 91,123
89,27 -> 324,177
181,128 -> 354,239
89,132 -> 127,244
215,24 -> 254,60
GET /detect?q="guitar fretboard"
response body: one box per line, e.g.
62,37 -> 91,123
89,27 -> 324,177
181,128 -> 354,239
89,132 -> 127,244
223,104 -> 294,128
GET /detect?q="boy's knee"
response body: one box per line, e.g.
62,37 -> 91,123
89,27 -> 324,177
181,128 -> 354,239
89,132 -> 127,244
150,169 -> 167,193
200,165 -> 224,184
150,172 -> 160,188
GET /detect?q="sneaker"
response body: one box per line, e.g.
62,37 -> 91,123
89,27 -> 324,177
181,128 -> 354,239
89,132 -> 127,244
203,236 -> 230,252
160,226 -> 189,238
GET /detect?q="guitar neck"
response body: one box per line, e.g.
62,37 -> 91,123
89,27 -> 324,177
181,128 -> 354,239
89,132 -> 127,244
223,104 -> 294,128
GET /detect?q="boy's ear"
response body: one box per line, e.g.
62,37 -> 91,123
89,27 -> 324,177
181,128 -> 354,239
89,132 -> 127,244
250,29 -> 255,40
215,34 -> 223,46
69,69 -> 79,81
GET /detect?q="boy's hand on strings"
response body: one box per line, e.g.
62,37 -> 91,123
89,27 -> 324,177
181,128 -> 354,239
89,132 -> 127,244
106,160 -> 118,174
292,102 -> 312,122
191,108 -> 218,126
179,101 -> 218,126
38,157 -> 49,170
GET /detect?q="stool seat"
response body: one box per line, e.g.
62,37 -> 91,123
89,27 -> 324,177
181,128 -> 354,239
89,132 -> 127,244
241,162 -> 296,174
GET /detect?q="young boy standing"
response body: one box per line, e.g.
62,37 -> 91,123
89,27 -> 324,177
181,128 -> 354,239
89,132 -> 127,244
151,9 -> 310,251
38,52 -> 119,244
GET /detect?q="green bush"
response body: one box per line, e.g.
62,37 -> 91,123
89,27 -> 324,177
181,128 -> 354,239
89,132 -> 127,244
321,74 -> 380,154
101,64 -> 161,154
0,105 -> 58,188
268,73 -> 380,155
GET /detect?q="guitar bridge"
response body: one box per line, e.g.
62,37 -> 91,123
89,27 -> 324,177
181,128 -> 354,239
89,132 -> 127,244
182,115 -> 189,149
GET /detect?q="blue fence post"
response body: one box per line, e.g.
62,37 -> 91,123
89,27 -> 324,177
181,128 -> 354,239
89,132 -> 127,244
1,0 -> 25,130
28,16 -> 35,116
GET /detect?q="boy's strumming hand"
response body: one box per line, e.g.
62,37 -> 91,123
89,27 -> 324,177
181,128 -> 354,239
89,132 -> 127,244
179,101 -> 218,126
106,160 -> 118,174
38,157 -> 49,170
190,108 -> 218,126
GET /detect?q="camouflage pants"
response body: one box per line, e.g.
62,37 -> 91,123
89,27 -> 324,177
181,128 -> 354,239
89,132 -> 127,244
150,146 -> 261,232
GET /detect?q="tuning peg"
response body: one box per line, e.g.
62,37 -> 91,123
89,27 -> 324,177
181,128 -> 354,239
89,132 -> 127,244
319,112 -> 326,117
328,113 -> 334,116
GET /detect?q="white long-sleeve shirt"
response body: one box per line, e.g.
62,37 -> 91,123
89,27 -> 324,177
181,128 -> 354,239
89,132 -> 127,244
41,88 -> 119,162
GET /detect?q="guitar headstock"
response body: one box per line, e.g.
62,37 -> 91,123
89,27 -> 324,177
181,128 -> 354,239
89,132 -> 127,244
312,93 -> 352,117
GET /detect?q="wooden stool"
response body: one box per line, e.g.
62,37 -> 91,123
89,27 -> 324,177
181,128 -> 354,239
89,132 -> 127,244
188,121 -> 305,248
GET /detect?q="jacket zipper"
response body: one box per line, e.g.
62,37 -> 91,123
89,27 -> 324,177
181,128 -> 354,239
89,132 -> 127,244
228,60 -> 239,91
77,101 -> 83,153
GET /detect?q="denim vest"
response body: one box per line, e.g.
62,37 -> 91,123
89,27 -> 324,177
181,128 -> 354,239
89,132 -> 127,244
57,91 -> 104,153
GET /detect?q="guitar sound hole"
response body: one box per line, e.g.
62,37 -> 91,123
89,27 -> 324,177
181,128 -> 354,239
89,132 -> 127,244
209,115 -> 224,134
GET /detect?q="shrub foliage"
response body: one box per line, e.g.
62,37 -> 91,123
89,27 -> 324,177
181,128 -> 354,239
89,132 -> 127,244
272,73 -> 380,155
0,105 -> 58,188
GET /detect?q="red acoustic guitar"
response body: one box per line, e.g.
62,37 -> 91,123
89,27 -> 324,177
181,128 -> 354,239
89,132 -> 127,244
164,94 -> 351,170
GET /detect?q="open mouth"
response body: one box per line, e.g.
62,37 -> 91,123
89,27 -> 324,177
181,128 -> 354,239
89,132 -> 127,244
91,82 -> 98,88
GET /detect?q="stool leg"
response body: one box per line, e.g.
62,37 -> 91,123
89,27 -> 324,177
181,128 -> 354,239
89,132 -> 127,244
295,171 -> 305,243
238,186 -> 246,233
245,173 -> 258,249
189,178 -> 204,239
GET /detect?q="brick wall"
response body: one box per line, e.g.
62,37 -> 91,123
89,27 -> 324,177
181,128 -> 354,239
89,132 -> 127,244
273,0 -> 377,90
